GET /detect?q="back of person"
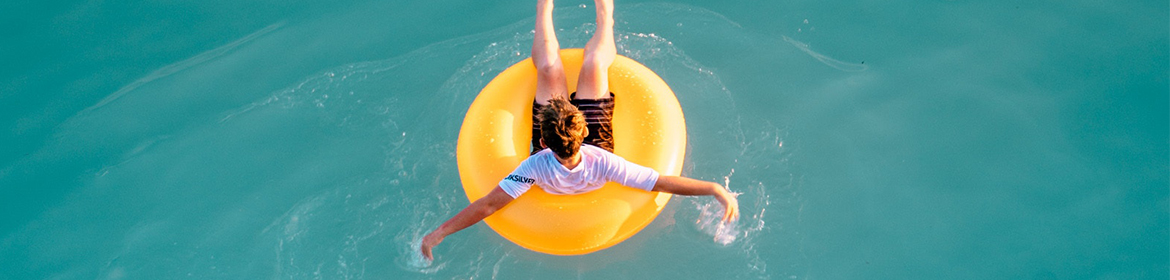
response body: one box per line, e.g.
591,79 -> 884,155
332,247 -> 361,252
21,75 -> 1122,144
499,144 -> 659,198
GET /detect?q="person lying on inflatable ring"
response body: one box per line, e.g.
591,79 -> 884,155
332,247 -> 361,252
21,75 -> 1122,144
420,0 -> 739,261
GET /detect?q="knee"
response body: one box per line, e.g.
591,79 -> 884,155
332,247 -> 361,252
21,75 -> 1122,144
580,56 -> 599,72
581,54 -> 611,71
535,59 -> 561,76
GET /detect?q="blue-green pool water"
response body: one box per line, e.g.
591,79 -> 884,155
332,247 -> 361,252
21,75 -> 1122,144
2,0 -> 1167,279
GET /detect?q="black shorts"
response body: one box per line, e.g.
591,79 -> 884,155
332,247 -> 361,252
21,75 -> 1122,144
532,92 -> 615,154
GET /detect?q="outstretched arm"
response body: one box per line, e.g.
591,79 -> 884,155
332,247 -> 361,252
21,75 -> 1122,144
652,176 -> 740,222
420,186 -> 515,260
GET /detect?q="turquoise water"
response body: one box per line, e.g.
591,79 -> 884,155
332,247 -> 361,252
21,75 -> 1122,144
2,0 -> 1167,279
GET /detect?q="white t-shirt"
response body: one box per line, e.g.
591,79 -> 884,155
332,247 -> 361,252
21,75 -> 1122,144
498,145 -> 660,198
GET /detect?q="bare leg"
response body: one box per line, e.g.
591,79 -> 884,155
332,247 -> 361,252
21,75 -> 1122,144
575,0 -> 615,100
533,0 -> 568,105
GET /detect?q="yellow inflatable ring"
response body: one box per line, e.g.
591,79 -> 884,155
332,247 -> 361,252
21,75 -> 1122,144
456,49 -> 687,255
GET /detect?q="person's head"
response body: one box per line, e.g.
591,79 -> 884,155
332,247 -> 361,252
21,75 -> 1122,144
538,98 -> 589,159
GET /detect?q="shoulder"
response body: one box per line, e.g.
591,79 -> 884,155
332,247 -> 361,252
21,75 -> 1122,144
580,145 -> 613,161
580,144 -> 611,155
583,144 -> 624,158
530,148 -> 554,159
518,149 -> 555,169
581,144 -> 627,169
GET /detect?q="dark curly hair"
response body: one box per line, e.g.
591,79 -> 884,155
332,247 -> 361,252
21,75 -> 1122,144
538,98 -> 589,159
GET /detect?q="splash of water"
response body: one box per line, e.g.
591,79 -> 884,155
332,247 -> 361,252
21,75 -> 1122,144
694,170 -> 743,245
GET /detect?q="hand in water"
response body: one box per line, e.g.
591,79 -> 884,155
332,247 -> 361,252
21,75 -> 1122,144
717,190 -> 740,222
420,232 -> 443,261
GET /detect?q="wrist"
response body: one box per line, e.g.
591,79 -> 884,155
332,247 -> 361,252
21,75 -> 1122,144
715,186 -> 733,200
711,183 -> 727,195
428,228 -> 448,238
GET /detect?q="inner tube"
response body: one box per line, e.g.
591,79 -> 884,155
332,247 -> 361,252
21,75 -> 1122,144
456,49 -> 686,255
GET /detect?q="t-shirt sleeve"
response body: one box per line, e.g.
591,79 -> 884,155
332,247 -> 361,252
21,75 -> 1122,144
498,158 -> 540,198
600,152 -> 660,191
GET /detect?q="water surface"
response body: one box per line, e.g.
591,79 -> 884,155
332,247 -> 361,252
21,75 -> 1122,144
2,0 -> 1167,279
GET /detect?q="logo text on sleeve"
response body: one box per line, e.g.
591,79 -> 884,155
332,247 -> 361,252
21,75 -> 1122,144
504,174 -> 535,184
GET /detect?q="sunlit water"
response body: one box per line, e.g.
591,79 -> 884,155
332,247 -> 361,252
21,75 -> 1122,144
2,1 -> 1166,279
